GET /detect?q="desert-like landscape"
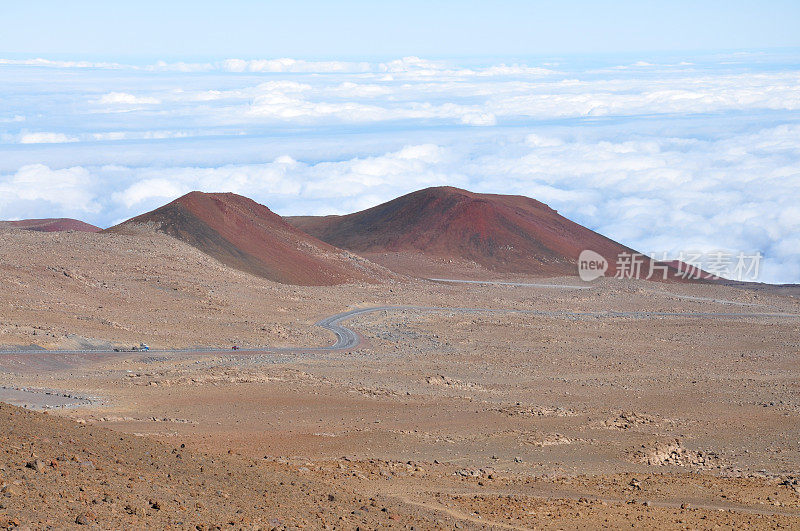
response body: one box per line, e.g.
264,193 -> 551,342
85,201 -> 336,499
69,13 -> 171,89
1,189 -> 798,529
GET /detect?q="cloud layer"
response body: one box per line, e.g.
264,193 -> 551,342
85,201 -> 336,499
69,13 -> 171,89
1,52 -> 799,283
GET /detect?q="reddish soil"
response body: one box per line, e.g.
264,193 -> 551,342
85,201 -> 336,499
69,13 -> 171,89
107,191 -> 390,286
288,186 -> 673,278
0,403 -> 431,529
0,218 -> 101,233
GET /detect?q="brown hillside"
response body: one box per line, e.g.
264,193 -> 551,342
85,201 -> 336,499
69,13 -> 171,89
288,186 -> 664,279
108,191 -> 389,286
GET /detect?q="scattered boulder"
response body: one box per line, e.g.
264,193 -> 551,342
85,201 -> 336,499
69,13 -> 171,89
25,459 -> 46,472
75,511 -> 95,525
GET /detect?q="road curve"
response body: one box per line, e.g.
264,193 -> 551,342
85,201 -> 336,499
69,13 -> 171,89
314,307 -> 388,349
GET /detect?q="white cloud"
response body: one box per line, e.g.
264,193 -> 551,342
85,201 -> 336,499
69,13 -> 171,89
380,56 -> 444,72
0,164 -> 99,213
120,67 -> 800,128
470,64 -> 557,77
19,132 -> 79,144
0,56 -> 559,78
0,58 -> 125,69
459,112 -> 497,126
89,130 -> 192,141
525,134 -> 564,148
479,72 -> 800,119
324,82 -> 393,98
113,178 -> 188,208
3,130 -> 198,145
10,55 -> 798,127
239,82 -> 496,125
221,58 -> 371,73
95,92 -> 161,105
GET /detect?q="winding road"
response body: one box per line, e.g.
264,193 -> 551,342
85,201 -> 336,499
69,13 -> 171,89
6,277 -> 798,356
315,305 -> 800,351
2,305 -> 799,357
2,293 -> 799,408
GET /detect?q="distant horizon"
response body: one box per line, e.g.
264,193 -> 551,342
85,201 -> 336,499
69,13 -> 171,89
3,46 -> 800,61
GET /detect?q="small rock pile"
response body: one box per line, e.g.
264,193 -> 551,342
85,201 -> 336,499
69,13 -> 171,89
633,439 -> 719,469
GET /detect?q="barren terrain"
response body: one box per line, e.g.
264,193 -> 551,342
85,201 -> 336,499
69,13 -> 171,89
1,228 -> 799,528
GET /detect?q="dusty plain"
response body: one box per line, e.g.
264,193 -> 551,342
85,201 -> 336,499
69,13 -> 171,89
1,228 -> 799,529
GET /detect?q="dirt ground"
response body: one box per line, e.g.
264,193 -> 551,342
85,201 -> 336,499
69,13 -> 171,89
1,229 -> 799,528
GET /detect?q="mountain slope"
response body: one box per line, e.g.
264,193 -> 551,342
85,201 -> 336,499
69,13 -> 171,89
0,218 -> 101,233
107,192 -> 388,286
287,186 -> 657,278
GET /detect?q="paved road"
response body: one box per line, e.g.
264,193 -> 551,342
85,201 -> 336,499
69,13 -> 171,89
314,306 -> 386,349
307,305 -> 800,351
2,306 -> 799,357
428,278 -> 591,289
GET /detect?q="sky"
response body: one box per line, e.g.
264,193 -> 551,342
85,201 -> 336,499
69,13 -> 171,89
1,2 -> 799,283
2,1 -> 800,58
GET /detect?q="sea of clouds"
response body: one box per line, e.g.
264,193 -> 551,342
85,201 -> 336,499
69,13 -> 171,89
1,52 -> 798,282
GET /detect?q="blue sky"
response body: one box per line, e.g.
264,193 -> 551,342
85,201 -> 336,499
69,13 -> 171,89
1,3 -> 799,282
2,1 -> 799,58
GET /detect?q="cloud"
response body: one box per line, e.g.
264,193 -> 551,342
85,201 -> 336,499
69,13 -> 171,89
479,72 -> 800,119
19,132 -> 79,144
220,58 -> 371,73
0,56 -> 558,77
3,130 -> 198,145
110,144 -> 449,211
460,112 -> 497,126
89,130 -> 192,141
379,56 -> 446,74
9,55 -> 799,129
0,58 -> 125,69
95,92 -> 160,105
117,67 -> 800,128
239,82 -> 497,125
113,178 -> 187,208
0,164 -> 99,214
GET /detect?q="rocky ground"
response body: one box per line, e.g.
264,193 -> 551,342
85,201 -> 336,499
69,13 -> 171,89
1,229 -> 799,528
0,402 -> 434,529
